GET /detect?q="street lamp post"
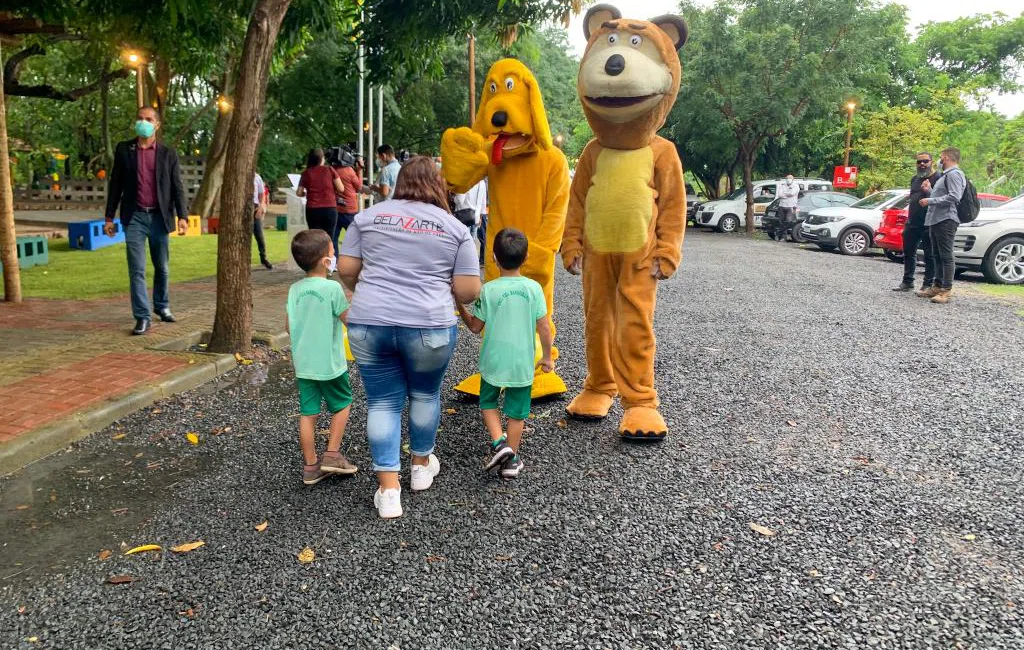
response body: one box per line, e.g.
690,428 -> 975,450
125,51 -> 145,108
843,102 -> 856,168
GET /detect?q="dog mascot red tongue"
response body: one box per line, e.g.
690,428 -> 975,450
440,58 -> 570,399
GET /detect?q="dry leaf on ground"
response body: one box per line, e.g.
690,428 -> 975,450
425,554 -> 446,563
297,547 -> 315,564
106,575 -> 136,585
27,637 -> 38,643
171,541 -> 205,553
17,606 -> 26,614
749,522 -> 777,537
963,533 -> 977,541
557,419 -> 567,428
111,433 -> 126,440
786,420 -> 798,427
124,544 -> 162,555
234,353 -> 243,361
98,550 -> 112,561
445,408 -> 457,414
255,521 -> 269,532
16,504 -> 30,510
186,432 -> 200,445
495,554 -> 513,561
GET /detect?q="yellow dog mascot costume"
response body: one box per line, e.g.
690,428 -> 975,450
562,5 -> 688,439
442,59 -> 571,398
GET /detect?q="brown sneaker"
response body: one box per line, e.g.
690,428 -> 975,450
916,285 -> 941,298
320,454 -> 359,475
930,289 -> 952,304
303,466 -> 329,485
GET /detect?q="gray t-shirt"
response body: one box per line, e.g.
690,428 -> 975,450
341,199 -> 479,327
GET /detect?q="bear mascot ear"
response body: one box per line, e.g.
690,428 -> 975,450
524,72 -> 554,150
650,14 -> 688,50
583,4 -> 622,41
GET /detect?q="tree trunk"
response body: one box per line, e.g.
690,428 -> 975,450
153,57 -> 172,121
190,66 -> 236,217
208,0 -> 292,354
0,60 -> 22,302
742,148 -> 756,234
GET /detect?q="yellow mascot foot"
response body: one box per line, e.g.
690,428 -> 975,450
454,373 -> 483,398
566,390 -> 614,421
619,407 -> 667,441
453,371 -> 567,400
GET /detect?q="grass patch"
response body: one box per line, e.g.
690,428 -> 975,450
975,283 -> 1024,300
10,230 -> 292,300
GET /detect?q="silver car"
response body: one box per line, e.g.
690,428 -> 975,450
955,205 -> 1024,284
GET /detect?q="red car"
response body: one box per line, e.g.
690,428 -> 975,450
875,192 -> 1010,261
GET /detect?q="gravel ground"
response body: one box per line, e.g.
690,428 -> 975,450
2,231 -> 1023,649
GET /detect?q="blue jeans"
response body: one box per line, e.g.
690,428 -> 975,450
125,211 -> 170,319
347,324 -> 458,472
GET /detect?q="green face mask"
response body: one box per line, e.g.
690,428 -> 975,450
135,120 -> 156,138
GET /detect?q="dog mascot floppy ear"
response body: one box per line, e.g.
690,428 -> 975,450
562,5 -> 688,439
441,58 -> 571,399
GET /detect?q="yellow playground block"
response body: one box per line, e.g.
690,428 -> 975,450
170,215 -> 202,237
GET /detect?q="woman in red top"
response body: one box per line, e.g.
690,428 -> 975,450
297,148 -> 344,236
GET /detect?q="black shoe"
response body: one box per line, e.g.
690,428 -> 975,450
892,282 -> 913,292
261,258 -> 273,270
500,455 -> 524,480
484,440 -> 515,472
132,318 -> 151,335
155,308 -> 176,323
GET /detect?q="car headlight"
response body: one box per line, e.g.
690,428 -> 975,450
820,216 -> 845,223
959,220 -> 997,228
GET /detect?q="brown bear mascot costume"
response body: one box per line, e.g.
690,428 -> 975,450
562,4 -> 688,440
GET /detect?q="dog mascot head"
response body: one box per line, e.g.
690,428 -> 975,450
578,4 -> 687,149
474,58 -> 553,164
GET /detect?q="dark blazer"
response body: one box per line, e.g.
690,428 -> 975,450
908,170 -> 942,227
104,139 -> 188,231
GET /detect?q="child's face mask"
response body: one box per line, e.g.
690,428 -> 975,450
325,256 -> 337,275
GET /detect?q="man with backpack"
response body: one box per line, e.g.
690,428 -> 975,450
918,147 -> 972,304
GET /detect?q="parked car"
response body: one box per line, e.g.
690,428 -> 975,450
874,193 -> 1010,261
695,178 -> 833,233
797,189 -> 908,255
955,209 -> 1024,284
685,183 -> 703,223
762,191 -> 859,241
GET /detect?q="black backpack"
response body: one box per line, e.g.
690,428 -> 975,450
956,172 -> 980,223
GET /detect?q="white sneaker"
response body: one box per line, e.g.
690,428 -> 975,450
373,487 -> 403,519
410,454 -> 441,491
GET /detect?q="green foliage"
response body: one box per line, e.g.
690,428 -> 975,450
856,105 -> 946,191
916,13 -> 1024,95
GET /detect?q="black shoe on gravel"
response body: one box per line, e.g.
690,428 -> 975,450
500,456 -> 524,479
892,282 -> 913,292
484,440 -> 515,472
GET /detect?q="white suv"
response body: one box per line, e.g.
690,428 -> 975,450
798,189 -> 908,255
955,207 -> 1024,284
696,178 -> 832,233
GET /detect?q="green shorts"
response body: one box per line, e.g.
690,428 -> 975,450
297,372 -> 353,416
480,379 -> 531,420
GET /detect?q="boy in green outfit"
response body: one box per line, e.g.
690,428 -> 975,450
457,228 -> 553,478
286,229 -> 358,485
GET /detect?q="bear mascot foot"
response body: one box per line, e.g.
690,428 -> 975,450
566,390 -> 615,420
619,407 -> 668,441
453,369 -> 568,400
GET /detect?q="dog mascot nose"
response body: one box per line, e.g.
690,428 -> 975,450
604,54 -> 625,76
491,111 -> 509,127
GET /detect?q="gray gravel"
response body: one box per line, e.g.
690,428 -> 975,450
2,231 -> 1023,649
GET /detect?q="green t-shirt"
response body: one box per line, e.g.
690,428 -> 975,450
286,277 -> 349,380
474,276 -> 547,388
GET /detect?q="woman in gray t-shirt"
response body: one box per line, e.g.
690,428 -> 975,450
339,156 -> 481,519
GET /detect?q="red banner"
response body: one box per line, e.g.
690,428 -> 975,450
833,166 -> 858,189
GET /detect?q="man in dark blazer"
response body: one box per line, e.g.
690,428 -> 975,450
104,106 -> 189,335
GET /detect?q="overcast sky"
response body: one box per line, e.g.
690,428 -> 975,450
563,0 -> 1024,118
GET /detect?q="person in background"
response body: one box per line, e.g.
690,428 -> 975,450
104,106 -> 188,336
477,179 -> 489,264
332,153 -> 362,258
451,178 -> 487,243
338,156 -> 481,519
918,147 -> 966,304
776,174 -> 800,236
297,148 -> 344,238
361,144 -> 401,202
253,171 -> 272,270
893,152 -> 940,292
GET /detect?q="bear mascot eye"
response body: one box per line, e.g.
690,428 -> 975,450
505,78 -> 515,91
630,34 -> 643,47
489,81 -> 497,93
607,33 -> 619,45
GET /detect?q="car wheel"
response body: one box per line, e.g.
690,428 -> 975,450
839,227 -> 871,256
789,226 -> 805,243
982,235 -> 1024,285
718,214 -> 740,233
883,249 -> 903,263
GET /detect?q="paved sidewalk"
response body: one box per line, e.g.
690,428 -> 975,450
0,268 -> 297,473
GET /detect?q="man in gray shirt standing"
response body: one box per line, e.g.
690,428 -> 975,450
777,174 -> 800,235
918,147 -> 965,304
